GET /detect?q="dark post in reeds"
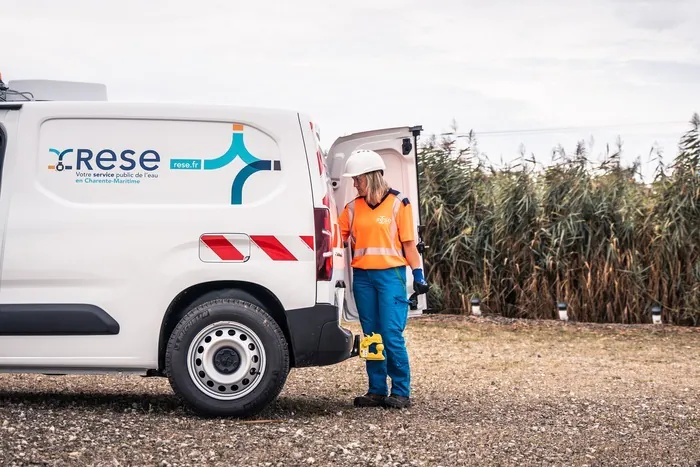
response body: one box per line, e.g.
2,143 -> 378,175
651,303 -> 662,325
470,297 -> 481,317
557,302 -> 568,321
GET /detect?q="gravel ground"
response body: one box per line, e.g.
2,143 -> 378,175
1,315 -> 699,466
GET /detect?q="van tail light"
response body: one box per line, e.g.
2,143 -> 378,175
310,121 -> 325,176
316,149 -> 324,176
314,195 -> 333,281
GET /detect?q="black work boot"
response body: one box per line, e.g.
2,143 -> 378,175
384,394 -> 411,409
353,393 -> 386,407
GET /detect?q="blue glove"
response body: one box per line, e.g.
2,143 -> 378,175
412,268 -> 425,283
412,268 -> 429,294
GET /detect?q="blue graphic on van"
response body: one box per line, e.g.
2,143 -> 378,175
169,123 -> 281,205
48,148 -> 74,171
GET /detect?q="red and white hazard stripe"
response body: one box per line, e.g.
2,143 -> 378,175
199,234 -> 315,262
199,234 -> 249,262
250,235 -> 314,262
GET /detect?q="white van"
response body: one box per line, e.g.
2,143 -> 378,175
0,100 -> 426,417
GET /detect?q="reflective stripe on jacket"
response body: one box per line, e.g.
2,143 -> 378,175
338,188 -> 415,270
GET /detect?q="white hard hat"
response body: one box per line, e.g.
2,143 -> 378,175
342,149 -> 386,177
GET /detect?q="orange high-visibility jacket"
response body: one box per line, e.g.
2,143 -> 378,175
338,188 -> 415,270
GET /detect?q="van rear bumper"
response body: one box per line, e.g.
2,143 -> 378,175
285,304 -> 354,368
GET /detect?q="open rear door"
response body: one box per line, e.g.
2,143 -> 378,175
325,125 -> 426,322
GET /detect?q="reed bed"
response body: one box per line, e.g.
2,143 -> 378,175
418,113 -> 700,326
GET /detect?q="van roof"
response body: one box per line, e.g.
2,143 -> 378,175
0,100 -> 307,120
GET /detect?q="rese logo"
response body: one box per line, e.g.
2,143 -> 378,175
48,123 -> 280,205
48,148 -> 160,172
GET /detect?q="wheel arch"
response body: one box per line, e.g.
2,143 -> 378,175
158,281 -> 294,371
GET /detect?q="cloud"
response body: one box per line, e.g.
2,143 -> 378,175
612,0 -> 697,31
2,0 -> 698,172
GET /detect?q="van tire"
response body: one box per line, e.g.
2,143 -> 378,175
165,296 -> 289,418
183,288 -> 266,314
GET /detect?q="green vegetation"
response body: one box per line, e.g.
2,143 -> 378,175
418,113 -> 700,326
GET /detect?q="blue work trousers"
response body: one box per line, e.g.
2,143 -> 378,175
352,266 -> 411,398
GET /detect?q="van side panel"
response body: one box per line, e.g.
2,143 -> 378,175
0,103 -> 315,370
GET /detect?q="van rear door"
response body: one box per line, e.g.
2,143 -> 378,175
325,126 -> 427,321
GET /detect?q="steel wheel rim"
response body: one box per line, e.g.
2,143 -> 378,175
186,321 -> 266,400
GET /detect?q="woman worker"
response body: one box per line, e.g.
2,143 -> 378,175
338,149 -> 429,409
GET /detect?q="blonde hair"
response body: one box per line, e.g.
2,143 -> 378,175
364,170 -> 389,206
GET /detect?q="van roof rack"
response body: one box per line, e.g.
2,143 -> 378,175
0,72 -> 107,102
0,72 -> 35,102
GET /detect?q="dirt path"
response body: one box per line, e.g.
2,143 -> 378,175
1,315 -> 698,466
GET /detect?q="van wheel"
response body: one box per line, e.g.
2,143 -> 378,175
165,296 -> 289,417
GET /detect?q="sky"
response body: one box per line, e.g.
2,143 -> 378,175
3,0 -> 699,181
